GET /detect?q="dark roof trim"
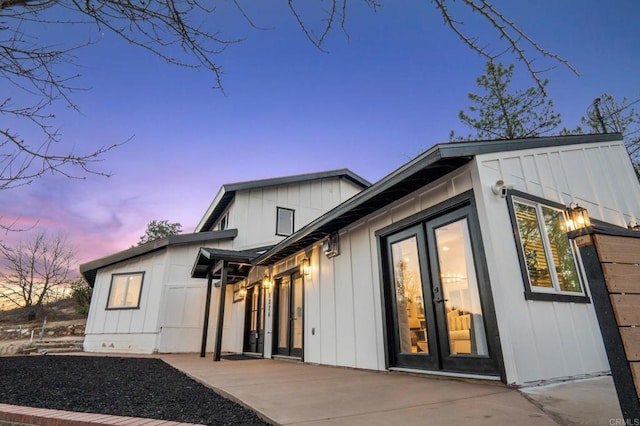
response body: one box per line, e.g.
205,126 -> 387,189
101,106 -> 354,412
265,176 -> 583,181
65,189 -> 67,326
254,133 -> 623,265
222,168 -> 371,193
191,246 -> 272,279
195,169 -> 371,232
80,229 -> 238,286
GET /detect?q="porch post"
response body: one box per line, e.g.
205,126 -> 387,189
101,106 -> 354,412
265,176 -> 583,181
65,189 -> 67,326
213,261 -> 228,362
200,272 -> 213,358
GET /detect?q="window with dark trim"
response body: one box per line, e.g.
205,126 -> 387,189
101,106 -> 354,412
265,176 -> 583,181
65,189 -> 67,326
106,272 -> 144,309
276,207 -> 294,236
507,191 -> 590,303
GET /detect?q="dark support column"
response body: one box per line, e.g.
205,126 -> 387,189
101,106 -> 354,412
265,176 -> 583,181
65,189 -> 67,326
576,242 -> 640,422
213,261 -> 228,362
200,272 -> 214,358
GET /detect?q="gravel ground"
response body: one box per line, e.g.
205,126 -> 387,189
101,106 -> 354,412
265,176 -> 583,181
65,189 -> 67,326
0,355 -> 269,425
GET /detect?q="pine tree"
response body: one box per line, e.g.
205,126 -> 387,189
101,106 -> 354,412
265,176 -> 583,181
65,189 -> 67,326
451,62 -> 561,141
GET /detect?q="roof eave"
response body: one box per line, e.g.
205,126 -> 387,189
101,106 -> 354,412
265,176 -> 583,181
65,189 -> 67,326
80,229 -> 238,287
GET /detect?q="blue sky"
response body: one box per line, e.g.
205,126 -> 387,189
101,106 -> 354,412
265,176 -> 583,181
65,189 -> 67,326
1,0 -> 639,265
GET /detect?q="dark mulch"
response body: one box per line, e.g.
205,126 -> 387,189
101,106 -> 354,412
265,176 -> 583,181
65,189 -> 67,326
0,356 -> 269,426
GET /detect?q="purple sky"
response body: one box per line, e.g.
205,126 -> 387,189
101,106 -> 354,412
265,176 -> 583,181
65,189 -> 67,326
1,0 -> 639,267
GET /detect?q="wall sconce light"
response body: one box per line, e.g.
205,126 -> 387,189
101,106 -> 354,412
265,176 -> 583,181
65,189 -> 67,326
566,203 -> 591,231
628,220 -> 640,231
238,287 -> 247,298
262,274 -> 273,290
300,257 -> 311,276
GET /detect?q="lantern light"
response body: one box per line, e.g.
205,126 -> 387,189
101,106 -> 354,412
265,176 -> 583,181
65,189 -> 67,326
566,203 -> 591,231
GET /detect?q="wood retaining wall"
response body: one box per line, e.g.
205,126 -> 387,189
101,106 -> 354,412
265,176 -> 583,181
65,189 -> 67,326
573,228 -> 640,422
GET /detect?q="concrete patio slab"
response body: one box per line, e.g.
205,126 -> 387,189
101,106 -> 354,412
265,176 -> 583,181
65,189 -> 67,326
161,354 -> 561,425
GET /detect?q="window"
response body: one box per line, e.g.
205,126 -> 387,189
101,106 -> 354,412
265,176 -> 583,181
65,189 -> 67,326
216,212 -> 229,231
276,207 -> 294,236
508,192 -> 589,303
106,272 -> 144,309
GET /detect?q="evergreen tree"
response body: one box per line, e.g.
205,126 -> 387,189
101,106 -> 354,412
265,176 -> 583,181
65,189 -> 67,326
580,94 -> 640,178
451,62 -> 561,141
137,220 -> 183,246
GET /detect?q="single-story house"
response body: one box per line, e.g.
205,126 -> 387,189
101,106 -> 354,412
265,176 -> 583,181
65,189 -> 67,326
81,133 -> 640,386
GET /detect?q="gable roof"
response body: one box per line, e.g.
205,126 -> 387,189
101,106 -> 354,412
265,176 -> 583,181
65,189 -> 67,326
254,133 -> 623,265
194,169 -> 371,233
79,229 -> 238,286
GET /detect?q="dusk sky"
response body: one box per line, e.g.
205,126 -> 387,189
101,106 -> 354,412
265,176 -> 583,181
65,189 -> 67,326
1,0 -> 639,268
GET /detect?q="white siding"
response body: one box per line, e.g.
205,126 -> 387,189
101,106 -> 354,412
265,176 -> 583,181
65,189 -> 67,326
85,241 -> 226,354
84,250 -> 166,353
473,140 -> 640,385
284,168 -> 473,371
229,177 -> 364,250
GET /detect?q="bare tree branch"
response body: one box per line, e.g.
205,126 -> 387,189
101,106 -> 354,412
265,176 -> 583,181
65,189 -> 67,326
0,0 -> 576,210
433,0 -> 578,95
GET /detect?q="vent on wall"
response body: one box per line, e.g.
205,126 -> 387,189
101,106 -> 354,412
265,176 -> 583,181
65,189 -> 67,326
323,233 -> 340,258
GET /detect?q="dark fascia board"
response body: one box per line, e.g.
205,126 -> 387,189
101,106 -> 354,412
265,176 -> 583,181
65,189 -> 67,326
254,133 -> 624,265
436,133 -> 622,159
79,229 -> 238,286
191,246 -> 273,279
222,168 -> 371,193
195,169 -> 371,232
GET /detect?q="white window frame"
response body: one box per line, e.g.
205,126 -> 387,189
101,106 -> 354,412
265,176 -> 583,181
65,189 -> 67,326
507,191 -> 590,303
106,272 -> 145,310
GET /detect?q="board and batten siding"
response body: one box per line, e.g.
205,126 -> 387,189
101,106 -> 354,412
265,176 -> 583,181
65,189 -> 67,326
84,250 -> 166,353
295,168 -> 475,371
229,178 -> 364,250
472,141 -> 640,385
157,243 -> 220,353
85,242 -> 223,354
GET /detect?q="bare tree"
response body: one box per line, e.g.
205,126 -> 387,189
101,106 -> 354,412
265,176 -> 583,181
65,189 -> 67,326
1,0 -> 575,192
0,231 -> 77,320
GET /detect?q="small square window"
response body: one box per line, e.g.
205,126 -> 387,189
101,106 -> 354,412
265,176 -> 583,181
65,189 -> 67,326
508,192 -> 590,303
276,207 -> 294,236
106,272 -> 144,309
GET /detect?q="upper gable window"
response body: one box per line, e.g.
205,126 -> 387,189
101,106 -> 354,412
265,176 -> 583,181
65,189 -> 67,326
216,212 -> 229,231
508,192 -> 589,303
106,272 -> 144,309
276,207 -> 295,236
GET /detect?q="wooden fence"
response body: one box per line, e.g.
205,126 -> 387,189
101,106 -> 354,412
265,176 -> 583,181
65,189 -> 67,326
573,228 -> 640,422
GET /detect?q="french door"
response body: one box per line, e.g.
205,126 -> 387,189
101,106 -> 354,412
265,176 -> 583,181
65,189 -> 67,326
243,285 -> 264,354
274,273 -> 304,358
383,205 -> 500,375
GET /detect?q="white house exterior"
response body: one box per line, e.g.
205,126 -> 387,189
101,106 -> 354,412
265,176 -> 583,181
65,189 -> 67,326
80,170 -> 370,354
82,134 -> 640,387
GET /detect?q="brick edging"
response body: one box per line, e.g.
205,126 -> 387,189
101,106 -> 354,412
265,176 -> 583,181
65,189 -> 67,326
0,403 -> 204,426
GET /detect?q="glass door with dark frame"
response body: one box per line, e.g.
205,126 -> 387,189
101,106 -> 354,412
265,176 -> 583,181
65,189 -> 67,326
383,205 -> 500,376
274,273 -> 304,358
243,285 -> 264,354
385,225 -> 439,370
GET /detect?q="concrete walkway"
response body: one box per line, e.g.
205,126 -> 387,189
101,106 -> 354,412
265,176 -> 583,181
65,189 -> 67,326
160,354 -> 622,425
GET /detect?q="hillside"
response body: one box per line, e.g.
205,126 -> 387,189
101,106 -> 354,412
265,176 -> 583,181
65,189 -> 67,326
0,298 -> 87,354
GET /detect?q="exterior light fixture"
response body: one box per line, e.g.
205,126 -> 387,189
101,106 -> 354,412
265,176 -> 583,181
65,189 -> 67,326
566,203 -> 591,231
629,220 -> 640,231
262,274 -> 273,290
238,287 -> 247,299
300,257 -> 311,276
